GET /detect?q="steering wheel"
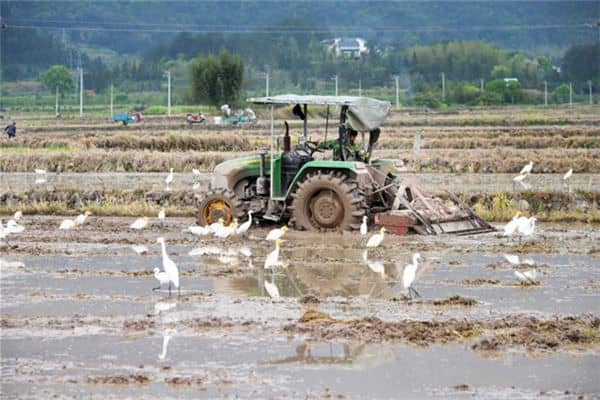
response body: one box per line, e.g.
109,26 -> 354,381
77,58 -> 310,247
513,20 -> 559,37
305,140 -> 324,155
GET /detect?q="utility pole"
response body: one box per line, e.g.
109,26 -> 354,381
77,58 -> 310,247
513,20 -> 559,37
358,79 -> 362,96
588,80 -> 593,105
0,7 -> 4,113
569,82 -> 573,107
55,87 -> 59,116
544,81 -> 548,106
265,71 -> 269,97
441,72 -> 446,102
79,67 -> 83,117
166,70 -> 171,117
333,75 -> 338,96
110,84 -> 114,119
480,78 -> 484,93
394,75 -> 400,110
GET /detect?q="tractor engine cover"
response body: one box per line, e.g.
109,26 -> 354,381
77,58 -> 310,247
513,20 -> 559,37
282,150 -> 311,191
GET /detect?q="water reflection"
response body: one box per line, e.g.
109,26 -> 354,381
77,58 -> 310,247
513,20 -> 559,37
154,300 -> 176,315
268,341 -> 394,368
221,246 -> 440,301
158,329 -> 176,360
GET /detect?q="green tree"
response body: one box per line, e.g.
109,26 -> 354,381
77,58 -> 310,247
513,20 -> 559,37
491,65 -> 509,79
43,65 -> 75,97
189,50 -> 244,107
553,83 -> 570,103
485,79 -> 523,104
561,44 -> 600,86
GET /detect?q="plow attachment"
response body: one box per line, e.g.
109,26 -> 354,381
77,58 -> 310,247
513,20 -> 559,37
374,180 -> 495,236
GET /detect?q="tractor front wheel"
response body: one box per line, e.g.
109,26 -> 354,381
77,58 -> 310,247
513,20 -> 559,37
290,171 -> 365,231
197,189 -> 245,226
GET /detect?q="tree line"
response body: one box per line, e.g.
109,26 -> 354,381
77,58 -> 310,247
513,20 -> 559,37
3,25 -> 598,108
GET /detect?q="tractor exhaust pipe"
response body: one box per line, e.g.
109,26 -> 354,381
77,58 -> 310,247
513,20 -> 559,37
257,149 -> 269,196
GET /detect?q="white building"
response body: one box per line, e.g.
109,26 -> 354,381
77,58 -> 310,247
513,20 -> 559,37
326,38 -> 369,59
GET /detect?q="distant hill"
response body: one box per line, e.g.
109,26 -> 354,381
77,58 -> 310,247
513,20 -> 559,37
2,1 -> 597,55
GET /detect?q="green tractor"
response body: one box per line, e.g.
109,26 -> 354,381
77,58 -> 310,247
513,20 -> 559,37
197,95 -> 494,235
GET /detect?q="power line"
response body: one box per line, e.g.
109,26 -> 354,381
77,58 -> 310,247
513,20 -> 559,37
6,22 -> 592,35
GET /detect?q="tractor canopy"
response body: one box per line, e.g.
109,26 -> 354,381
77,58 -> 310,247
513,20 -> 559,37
247,94 -> 391,132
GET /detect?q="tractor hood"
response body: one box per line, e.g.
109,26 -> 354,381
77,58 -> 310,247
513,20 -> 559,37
247,94 -> 391,132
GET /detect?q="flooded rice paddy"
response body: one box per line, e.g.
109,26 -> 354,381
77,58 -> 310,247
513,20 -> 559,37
1,216 -> 599,398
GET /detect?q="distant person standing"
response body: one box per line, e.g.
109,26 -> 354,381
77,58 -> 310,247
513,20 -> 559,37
4,121 -> 16,139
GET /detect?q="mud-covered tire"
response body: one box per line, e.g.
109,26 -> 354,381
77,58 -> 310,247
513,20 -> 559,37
197,188 -> 245,226
290,171 -> 366,231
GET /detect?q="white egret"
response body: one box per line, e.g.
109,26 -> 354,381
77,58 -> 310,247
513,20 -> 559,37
158,208 -> 166,220
13,211 -> 23,221
503,254 -> 520,265
360,216 -> 368,236
165,168 -> 174,191
503,213 -> 521,236
504,254 -> 535,266
516,216 -> 537,237
156,237 -> 179,295
218,255 -> 239,265
513,173 -> 528,183
5,219 -> 24,234
366,227 -> 386,248
130,217 -> 149,230
236,210 -> 253,235
264,280 -> 280,298
131,244 -> 149,255
214,219 -> 238,239
34,169 -> 46,175
188,225 -> 211,236
264,239 -> 284,269
208,218 -> 225,234
192,182 -> 201,190
266,226 -> 288,241
519,161 -> 533,175
0,220 -> 9,242
367,259 -> 386,278
59,218 -> 76,230
563,168 -> 573,180
188,245 -> 221,256
192,168 -> 201,176
0,258 -> 25,268
75,211 -> 91,226
403,253 -> 422,299
158,330 -> 174,360
152,267 -> 170,291
514,268 -> 537,284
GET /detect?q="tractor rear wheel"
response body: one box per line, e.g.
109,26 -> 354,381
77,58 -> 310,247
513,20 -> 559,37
290,171 -> 366,231
197,188 -> 245,226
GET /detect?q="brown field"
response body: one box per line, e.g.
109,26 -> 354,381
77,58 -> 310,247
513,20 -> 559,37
2,106 -> 598,175
1,105 -> 599,399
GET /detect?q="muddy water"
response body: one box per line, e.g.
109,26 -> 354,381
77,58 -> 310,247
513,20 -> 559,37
1,172 -> 598,194
1,216 -> 599,398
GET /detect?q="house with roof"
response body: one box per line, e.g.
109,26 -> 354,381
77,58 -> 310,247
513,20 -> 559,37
325,38 -> 369,59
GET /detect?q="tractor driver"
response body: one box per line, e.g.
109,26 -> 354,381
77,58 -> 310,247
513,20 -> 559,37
318,128 -> 369,162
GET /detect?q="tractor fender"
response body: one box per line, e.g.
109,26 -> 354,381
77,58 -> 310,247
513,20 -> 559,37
286,160 -> 370,198
211,154 -> 262,191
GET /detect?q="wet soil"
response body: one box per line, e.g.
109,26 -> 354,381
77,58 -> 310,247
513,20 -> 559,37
1,215 -> 599,398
